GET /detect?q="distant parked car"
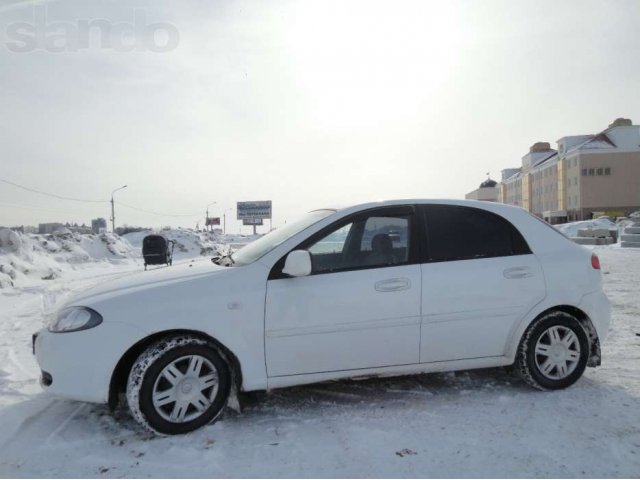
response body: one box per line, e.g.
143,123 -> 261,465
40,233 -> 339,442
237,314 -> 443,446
33,200 -> 610,434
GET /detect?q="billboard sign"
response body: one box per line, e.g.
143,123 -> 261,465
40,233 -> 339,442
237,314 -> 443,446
242,218 -> 264,226
237,201 -> 272,220
206,217 -> 221,226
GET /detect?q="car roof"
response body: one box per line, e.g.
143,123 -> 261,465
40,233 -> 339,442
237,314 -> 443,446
318,199 -> 525,216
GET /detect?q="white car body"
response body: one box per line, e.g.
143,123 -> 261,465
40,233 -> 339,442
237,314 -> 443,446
34,199 -> 611,405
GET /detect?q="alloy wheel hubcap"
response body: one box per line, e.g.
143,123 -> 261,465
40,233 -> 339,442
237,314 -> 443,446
152,355 -> 219,423
534,325 -> 581,380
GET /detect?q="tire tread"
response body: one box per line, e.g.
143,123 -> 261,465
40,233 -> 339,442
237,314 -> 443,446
126,335 -> 228,435
515,311 -> 587,390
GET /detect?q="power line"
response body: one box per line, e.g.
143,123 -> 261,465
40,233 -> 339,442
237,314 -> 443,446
116,201 -> 201,218
0,177 -> 109,203
0,201 -> 101,214
1,177 -> 203,219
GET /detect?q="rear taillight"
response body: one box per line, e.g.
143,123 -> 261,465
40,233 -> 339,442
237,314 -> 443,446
591,253 -> 601,270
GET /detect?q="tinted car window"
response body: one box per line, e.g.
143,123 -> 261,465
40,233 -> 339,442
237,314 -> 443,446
425,205 -> 529,262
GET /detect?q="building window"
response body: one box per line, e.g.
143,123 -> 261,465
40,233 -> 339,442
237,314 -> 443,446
582,168 -> 587,176
588,168 -> 595,176
597,168 -> 604,175
605,167 -> 611,175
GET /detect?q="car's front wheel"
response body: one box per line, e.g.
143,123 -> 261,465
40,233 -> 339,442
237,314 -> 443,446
126,335 -> 231,435
516,311 -> 589,390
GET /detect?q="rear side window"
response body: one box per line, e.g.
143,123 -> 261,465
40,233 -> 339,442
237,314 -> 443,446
424,205 -> 530,262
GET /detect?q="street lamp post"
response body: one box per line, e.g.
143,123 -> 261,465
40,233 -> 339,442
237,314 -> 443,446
222,208 -> 232,235
205,201 -> 216,232
110,185 -> 127,233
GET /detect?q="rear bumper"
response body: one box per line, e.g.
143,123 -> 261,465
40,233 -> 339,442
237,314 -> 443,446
578,289 -> 611,343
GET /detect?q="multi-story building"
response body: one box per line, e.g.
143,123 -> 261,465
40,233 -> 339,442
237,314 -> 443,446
499,118 -> 640,223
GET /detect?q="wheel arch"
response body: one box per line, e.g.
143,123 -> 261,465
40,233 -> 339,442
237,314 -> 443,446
514,305 -> 601,368
108,329 -> 243,410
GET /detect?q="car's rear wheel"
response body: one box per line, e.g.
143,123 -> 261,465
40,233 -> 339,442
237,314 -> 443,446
126,335 -> 231,435
516,311 -> 589,390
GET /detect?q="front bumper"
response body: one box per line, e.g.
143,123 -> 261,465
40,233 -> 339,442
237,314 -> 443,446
34,322 -> 146,404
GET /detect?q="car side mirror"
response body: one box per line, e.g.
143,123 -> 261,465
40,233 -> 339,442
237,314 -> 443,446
282,250 -> 312,277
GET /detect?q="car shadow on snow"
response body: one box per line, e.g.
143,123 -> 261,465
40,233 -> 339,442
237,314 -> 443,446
50,367 -> 532,441
105,367 -> 533,435
105,366 -> 606,434
235,367 -> 531,414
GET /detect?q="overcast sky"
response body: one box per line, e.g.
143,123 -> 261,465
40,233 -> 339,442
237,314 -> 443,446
1,0 -> 639,233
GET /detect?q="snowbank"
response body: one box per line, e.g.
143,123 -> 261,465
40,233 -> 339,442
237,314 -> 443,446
122,229 -> 257,260
0,228 -> 257,289
0,228 -> 137,288
554,217 -> 618,238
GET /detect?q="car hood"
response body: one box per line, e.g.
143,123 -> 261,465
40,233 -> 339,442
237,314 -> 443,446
65,259 -> 231,307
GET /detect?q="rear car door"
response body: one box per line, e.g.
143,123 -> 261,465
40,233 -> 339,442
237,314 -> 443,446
265,206 -> 422,377
420,204 -> 546,363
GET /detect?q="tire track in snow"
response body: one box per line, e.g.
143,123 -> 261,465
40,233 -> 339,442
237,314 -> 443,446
7,346 -> 34,380
44,403 -> 87,446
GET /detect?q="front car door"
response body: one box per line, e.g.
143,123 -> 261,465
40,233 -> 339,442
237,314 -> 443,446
265,206 -> 422,377
420,204 -> 546,363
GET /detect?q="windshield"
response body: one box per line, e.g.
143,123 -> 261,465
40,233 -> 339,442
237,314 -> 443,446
232,209 -> 336,266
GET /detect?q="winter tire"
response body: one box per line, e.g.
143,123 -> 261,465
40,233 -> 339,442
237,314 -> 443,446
126,335 -> 231,435
516,311 -> 589,390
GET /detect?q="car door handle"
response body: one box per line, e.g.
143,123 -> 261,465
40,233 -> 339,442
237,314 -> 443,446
375,278 -> 411,292
503,266 -> 533,279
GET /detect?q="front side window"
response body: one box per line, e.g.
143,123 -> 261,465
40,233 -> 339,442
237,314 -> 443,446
425,205 -> 530,262
308,223 -> 353,256
305,212 -> 411,274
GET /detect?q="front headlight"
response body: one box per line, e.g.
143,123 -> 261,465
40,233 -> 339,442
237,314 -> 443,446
49,307 -> 103,333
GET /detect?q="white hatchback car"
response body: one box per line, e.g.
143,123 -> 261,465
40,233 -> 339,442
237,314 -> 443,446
34,200 -> 611,434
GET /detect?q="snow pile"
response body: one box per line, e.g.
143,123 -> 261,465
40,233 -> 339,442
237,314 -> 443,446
554,217 -> 618,238
123,229 -> 257,261
0,228 -> 136,288
616,211 -> 640,232
0,227 -> 259,289
620,211 -> 640,248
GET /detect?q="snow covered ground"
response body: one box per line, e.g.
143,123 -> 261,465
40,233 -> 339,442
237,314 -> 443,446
0,245 -> 639,477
